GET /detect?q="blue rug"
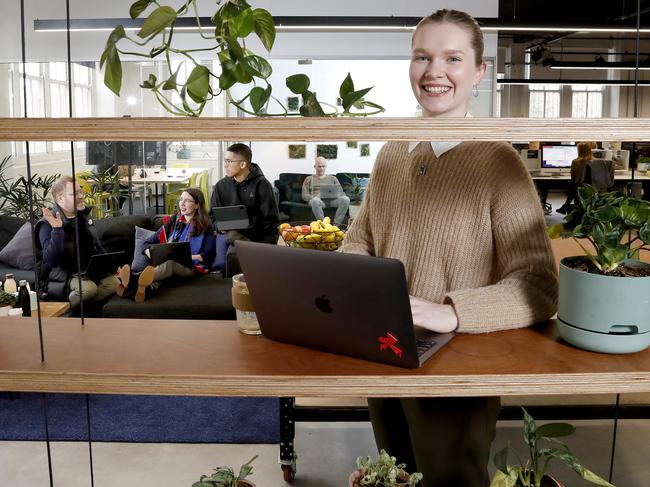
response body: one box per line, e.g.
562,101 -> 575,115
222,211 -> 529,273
0,393 -> 280,443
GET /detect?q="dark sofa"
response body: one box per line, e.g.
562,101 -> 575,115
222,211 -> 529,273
0,214 -> 235,320
273,172 -> 369,222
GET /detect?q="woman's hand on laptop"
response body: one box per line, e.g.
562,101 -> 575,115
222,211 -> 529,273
409,295 -> 458,333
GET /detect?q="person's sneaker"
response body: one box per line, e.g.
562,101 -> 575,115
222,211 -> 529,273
556,205 -> 569,215
115,264 -> 131,297
135,265 -> 155,303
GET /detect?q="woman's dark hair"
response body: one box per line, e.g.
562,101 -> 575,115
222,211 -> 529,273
413,9 -> 484,67
182,187 -> 211,235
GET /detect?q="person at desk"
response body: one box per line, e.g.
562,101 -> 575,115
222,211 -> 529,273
556,141 -> 596,214
118,188 -> 215,303
35,175 -> 120,307
343,9 -> 558,487
302,156 -> 350,226
209,143 -> 279,245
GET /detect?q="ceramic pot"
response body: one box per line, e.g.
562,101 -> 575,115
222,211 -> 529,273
557,256 -> 650,354
237,481 -> 255,487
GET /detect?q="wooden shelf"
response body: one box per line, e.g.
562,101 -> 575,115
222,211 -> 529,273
1,318 -> 649,397
1,117 -> 650,142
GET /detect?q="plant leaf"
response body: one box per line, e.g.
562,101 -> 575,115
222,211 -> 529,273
342,86 -> 373,111
249,85 -> 271,114
229,8 -> 254,37
137,6 -> 177,39
162,65 -> 181,90
219,60 -> 237,90
102,46 -> 123,96
522,408 -> 537,450
140,73 -> 157,89
300,90 -> 325,116
102,26 -> 126,56
493,444 -> 510,475
489,469 -> 518,487
339,72 -> 354,99
245,55 -> 272,79
252,8 -> 276,51
129,0 -> 154,19
185,65 -> 211,104
286,74 -> 310,94
536,422 -> 575,439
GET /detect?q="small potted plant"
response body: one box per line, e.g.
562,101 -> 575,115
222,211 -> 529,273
490,408 -> 614,487
348,449 -> 423,487
0,290 -> 16,315
547,184 -> 650,354
191,455 -> 257,487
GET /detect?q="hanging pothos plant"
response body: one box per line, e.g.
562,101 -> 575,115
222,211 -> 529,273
100,0 -> 384,117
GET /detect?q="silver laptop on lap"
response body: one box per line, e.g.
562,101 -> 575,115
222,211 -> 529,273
235,241 -> 454,369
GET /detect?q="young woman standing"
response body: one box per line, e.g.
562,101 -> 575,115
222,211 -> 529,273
343,9 -> 558,487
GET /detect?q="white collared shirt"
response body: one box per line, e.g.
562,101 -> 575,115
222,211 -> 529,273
407,112 -> 471,158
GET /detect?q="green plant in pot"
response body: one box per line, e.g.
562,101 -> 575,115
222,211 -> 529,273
0,290 -> 17,309
348,449 -> 423,487
491,408 -> 614,487
547,184 -> 650,354
101,0 -> 383,117
191,455 -> 257,487
0,155 -> 59,220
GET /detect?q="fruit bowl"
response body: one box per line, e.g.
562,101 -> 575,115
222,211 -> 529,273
279,219 -> 346,251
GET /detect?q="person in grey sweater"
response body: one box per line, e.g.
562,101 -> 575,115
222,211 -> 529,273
301,156 -> 350,225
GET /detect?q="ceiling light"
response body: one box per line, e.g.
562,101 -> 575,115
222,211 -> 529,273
33,17 -> 650,34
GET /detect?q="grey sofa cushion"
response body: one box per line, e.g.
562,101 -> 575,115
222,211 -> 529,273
0,222 -> 35,270
132,226 -> 156,272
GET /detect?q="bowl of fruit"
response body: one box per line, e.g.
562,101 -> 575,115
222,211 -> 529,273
279,217 -> 346,251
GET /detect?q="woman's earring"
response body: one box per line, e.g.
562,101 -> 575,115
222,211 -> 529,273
472,84 -> 479,98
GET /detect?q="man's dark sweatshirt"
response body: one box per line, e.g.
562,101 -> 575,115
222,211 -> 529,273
209,163 -> 279,244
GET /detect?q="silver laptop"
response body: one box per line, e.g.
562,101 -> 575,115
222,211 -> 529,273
319,184 -> 341,200
235,241 -> 454,369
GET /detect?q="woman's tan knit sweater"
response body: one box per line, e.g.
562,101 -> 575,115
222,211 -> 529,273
340,141 -> 558,334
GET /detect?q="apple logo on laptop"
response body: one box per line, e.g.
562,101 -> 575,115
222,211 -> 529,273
314,294 -> 333,313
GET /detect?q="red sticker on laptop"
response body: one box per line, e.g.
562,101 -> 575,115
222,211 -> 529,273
378,332 -> 403,358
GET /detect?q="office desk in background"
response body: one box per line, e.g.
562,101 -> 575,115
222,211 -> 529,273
121,171 -> 190,213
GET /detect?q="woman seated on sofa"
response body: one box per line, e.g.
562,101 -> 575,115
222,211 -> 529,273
118,187 -> 216,302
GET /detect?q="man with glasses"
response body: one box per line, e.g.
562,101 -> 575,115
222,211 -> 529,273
209,143 -> 279,245
35,175 -> 120,309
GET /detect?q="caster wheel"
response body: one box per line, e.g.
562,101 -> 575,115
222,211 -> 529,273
281,464 -> 294,483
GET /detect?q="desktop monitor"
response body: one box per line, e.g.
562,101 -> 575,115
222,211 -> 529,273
541,144 -> 578,171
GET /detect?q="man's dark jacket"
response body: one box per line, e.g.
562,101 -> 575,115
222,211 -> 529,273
209,163 -> 279,244
34,204 -> 104,300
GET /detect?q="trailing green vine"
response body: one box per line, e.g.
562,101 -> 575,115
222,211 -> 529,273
101,0 -> 384,117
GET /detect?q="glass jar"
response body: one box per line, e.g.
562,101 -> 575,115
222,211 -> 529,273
231,273 -> 261,335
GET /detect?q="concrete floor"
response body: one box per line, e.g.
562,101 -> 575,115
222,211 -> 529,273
1,417 -> 648,486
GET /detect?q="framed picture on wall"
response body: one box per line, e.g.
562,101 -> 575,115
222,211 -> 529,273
288,144 -> 306,159
346,141 -> 358,148
316,144 -> 338,159
360,144 -> 370,157
287,96 -> 300,112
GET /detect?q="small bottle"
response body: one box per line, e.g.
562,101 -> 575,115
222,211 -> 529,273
4,274 -> 17,294
18,280 -> 31,317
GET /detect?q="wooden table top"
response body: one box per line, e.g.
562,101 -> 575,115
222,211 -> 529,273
0,318 -> 648,398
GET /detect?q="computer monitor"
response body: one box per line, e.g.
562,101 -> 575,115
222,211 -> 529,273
541,144 -> 578,172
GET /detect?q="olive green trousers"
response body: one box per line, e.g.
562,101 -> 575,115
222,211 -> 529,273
367,396 -> 501,487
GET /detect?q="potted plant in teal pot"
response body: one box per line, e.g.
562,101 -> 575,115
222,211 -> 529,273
490,408 -> 614,487
548,185 -> 650,354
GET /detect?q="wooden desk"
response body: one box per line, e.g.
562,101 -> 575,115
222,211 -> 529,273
121,172 -> 190,213
37,301 -> 70,317
1,318 -> 649,397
